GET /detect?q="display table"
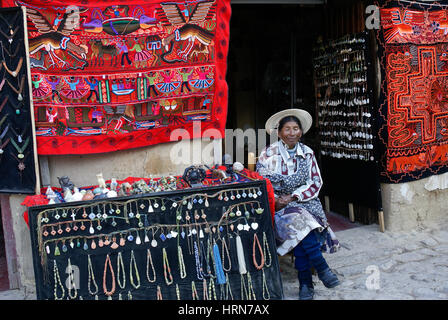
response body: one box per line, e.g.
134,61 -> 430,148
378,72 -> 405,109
26,175 -> 283,300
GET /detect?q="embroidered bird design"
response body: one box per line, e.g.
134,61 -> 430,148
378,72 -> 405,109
380,8 -> 425,43
26,6 -> 88,70
158,0 -> 215,62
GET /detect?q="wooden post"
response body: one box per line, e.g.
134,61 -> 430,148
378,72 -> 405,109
348,202 -> 355,222
378,210 -> 385,232
248,152 -> 256,171
324,196 -> 330,213
22,6 -> 41,195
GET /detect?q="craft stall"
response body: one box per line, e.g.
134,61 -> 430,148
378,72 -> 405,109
24,167 -> 283,300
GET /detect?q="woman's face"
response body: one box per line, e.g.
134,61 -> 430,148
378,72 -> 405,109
278,120 -> 302,148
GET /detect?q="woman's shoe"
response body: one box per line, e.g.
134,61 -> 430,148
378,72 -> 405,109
299,284 -> 314,300
317,268 -> 340,288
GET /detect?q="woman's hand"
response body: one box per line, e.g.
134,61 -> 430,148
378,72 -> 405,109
275,194 -> 296,211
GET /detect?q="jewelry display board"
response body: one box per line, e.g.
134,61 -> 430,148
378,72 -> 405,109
28,180 -> 283,300
0,6 -> 38,194
313,31 -> 381,211
313,31 -> 376,162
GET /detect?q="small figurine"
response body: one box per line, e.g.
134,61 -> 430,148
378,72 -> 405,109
96,173 -> 106,189
71,187 -> 84,202
58,176 -> 74,191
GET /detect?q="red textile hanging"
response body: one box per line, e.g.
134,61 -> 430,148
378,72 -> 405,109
5,0 -> 230,155
376,1 -> 448,183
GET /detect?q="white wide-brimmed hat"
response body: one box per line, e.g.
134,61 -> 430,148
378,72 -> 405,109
265,108 -> 313,135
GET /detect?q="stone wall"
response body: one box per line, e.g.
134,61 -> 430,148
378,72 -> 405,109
381,172 -> 448,232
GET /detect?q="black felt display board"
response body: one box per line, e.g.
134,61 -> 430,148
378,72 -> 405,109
28,181 -> 284,300
0,6 -> 37,194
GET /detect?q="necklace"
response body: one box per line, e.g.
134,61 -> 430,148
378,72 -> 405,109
262,269 -> 270,300
156,285 -> 163,300
6,75 -> 25,101
117,251 -> 126,289
146,248 -> 156,283
240,273 -> 248,300
0,25 -> 20,44
162,247 -> 173,285
221,236 -> 232,272
53,260 -> 65,300
2,42 -> 20,58
178,245 -> 187,279
103,254 -> 116,297
225,273 -> 233,300
252,233 -> 265,270
236,235 -> 247,274
67,258 -> 78,299
247,272 -> 256,300
129,250 -> 141,289
262,232 -> 272,268
208,277 -> 217,300
10,136 -> 30,159
203,279 -> 208,300
9,150 -> 29,172
87,255 -> 99,295
0,11 -> 21,41
0,96 -> 7,113
191,281 -> 198,300
213,241 -> 226,285
194,241 -> 204,280
0,137 -> 10,158
0,77 -> 5,91
3,57 -> 23,77
9,126 -> 26,144
176,284 -> 180,300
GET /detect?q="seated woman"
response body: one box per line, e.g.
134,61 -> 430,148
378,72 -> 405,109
256,108 -> 340,300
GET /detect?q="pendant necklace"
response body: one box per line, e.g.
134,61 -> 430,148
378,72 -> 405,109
1,42 -> 21,59
3,57 -> 23,77
10,135 -> 29,160
0,11 -> 21,43
6,75 -> 25,101
9,150 -> 29,173
0,137 -> 10,159
9,125 -> 27,144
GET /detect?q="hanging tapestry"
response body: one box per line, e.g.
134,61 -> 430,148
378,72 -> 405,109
3,0 -> 230,155
376,0 -> 448,183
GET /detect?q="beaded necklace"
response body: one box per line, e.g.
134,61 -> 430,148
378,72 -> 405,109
262,232 -> 272,268
194,241 -> 204,280
221,235 -> 232,272
262,269 -> 271,300
225,273 -> 234,300
103,254 -> 116,297
178,245 -> 187,279
129,250 -> 141,289
162,247 -> 173,285
87,255 -> 99,295
156,285 -> 163,300
67,258 -> 78,299
247,272 -> 256,300
117,251 -> 126,289
146,248 -> 156,283
53,260 -> 65,300
252,233 -> 265,270
191,281 -> 198,300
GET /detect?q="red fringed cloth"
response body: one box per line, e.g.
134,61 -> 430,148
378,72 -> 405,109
21,169 -> 276,227
4,0 -> 230,155
376,1 -> 448,183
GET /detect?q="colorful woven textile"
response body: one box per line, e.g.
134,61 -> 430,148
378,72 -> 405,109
4,0 -> 230,155
376,0 -> 448,183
